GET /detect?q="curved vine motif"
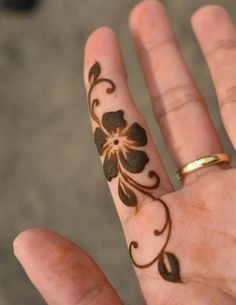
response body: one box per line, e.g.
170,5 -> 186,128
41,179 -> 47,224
88,62 -> 181,283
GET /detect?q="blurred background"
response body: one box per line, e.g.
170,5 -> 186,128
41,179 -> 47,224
0,0 -> 236,304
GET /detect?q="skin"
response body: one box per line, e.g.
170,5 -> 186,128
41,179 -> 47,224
13,1 -> 236,304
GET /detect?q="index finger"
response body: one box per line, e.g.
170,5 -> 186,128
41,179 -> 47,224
84,27 -> 173,221
83,28 -> 183,288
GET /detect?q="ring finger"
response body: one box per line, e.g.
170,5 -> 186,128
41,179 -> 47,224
191,5 -> 236,150
129,0 -> 223,182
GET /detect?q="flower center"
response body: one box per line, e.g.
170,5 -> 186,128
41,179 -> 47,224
113,139 -> 119,145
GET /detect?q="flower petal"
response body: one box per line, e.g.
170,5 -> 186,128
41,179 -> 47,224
94,127 -> 108,156
103,152 -> 118,181
119,148 -> 149,173
124,123 -> 147,146
118,181 -> 137,206
102,110 -> 127,133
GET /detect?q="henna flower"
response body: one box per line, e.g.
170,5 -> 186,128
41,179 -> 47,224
94,110 -> 160,207
94,110 -> 149,182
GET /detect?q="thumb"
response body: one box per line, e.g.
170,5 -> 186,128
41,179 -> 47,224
13,228 -> 123,305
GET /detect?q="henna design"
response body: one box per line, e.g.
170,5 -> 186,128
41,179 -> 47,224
88,62 -> 181,283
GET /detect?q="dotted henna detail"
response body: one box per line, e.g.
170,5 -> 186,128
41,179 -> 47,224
88,62 -> 182,283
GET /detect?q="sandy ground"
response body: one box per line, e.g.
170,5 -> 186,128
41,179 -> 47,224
0,0 -> 235,304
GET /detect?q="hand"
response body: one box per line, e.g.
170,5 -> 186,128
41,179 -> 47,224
14,1 -> 236,304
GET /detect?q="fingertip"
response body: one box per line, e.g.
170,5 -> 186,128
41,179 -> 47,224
84,26 -> 117,67
84,26 -> 116,54
129,0 -> 150,30
13,228 -> 66,268
13,227 -> 50,260
129,0 -> 174,49
84,27 -> 127,91
191,4 -> 230,32
83,26 -> 126,88
129,0 -> 163,33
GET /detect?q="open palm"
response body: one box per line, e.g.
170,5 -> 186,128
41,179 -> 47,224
14,1 -> 236,304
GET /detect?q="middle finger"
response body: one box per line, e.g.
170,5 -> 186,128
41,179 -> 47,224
129,0 -> 223,176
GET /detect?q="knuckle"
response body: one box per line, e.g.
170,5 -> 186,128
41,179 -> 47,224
153,84 -> 203,122
206,39 -> 236,62
73,282 -> 109,305
220,84 -> 236,110
136,37 -> 176,56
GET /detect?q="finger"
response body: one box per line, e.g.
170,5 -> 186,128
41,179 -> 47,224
13,228 -> 123,305
191,5 -> 236,149
129,0 -> 223,173
84,26 -> 173,219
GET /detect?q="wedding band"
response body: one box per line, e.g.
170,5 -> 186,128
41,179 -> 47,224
176,153 -> 230,181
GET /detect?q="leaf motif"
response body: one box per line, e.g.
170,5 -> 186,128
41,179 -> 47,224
89,62 -> 101,83
158,252 -> 182,283
118,181 -> 137,207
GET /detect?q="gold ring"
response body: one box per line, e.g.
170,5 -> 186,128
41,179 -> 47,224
176,153 -> 230,181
